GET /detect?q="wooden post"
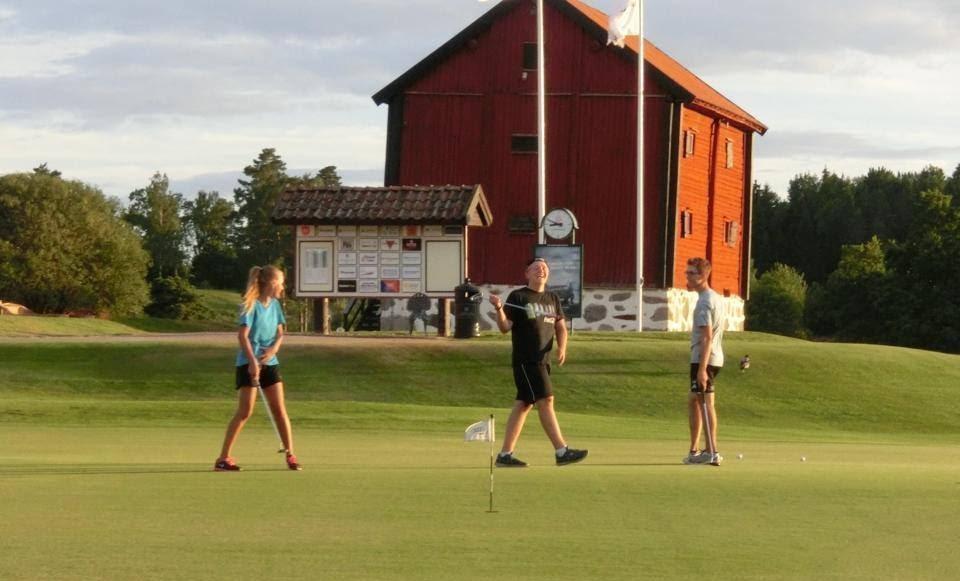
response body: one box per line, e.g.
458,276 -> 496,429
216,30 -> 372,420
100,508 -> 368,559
439,298 -> 451,337
313,298 -> 331,336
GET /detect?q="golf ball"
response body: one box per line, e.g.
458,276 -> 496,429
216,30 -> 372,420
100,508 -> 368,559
737,453 -> 744,460
801,456 -> 807,462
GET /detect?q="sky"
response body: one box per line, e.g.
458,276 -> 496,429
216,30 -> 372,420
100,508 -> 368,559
1,0 -> 958,200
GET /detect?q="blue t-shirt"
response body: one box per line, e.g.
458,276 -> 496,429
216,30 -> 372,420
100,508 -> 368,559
235,299 -> 286,366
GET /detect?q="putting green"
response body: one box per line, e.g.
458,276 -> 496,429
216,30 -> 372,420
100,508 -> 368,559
1,420 -> 956,581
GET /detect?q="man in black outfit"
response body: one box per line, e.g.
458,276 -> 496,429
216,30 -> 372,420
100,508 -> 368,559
488,257 -> 588,467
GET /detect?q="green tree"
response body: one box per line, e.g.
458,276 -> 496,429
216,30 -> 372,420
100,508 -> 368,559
0,172 -> 149,315
746,263 -> 808,337
184,190 -> 241,289
289,165 -> 343,189
881,190 -> 960,351
32,163 -> 62,178
805,236 -> 888,339
234,149 -> 291,268
945,163 -> 960,205
125,173 -> 188,279
750,182 -> 787,274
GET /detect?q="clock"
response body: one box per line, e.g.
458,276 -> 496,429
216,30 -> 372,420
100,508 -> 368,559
541,207 -> 578,241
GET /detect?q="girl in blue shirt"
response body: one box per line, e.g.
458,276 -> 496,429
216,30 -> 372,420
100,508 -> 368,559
215,265 -> 301,471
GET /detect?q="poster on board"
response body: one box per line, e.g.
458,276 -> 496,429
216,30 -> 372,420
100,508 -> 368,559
533,244 -> 583,319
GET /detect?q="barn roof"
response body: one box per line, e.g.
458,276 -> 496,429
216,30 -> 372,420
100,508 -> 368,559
372,0 -> 766,135
271,185 -> 493,227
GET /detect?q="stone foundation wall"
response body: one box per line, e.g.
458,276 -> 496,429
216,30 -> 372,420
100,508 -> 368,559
375,286 -> 745,333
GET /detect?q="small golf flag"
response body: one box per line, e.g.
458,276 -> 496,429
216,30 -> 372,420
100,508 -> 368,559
464,418 -> 495,442
607,0 -> 640,47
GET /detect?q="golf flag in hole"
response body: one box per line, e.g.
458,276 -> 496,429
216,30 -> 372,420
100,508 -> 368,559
464,418 -> 495,442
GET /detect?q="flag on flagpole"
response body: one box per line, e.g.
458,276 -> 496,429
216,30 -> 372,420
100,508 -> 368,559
464,418 -> 495,442
607,0 -> 640,47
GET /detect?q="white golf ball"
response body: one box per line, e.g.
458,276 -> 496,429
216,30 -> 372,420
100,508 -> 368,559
737,453 -> 744,460
801,456 -> 807,462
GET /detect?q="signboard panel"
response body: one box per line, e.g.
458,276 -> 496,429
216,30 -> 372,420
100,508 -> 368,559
295,225 -> 461,297
533,244 -> 584,319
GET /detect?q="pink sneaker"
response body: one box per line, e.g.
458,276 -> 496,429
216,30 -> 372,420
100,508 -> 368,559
286,453 -> 302,471
214,457 -> 241,472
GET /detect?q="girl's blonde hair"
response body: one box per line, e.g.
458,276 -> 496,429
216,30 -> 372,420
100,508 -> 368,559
242,265 -> 284,314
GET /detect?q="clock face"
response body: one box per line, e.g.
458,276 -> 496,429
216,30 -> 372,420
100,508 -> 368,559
543,208 -> 575,240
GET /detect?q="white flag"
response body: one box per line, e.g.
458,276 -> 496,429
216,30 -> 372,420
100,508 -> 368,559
607,0 -> 640,48
464,418 -> 495,442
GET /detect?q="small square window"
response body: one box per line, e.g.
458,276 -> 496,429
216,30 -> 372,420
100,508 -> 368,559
724,220 -> 739,246
680,210 -> 693,238
683,130 -> 696,158
725,140 -> 735,169
511,134 -> 538,154
522,43 -> 537,70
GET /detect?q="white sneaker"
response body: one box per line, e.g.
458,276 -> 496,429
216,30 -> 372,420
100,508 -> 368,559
709,453 -> 723,466
682,450 -> 710,465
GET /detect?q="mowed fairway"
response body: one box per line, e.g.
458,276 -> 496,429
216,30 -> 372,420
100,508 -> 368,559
1,331 -> 959,580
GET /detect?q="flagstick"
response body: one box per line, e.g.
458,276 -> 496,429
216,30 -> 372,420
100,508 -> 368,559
487,414 -> 496,513
636,0 -> 645,333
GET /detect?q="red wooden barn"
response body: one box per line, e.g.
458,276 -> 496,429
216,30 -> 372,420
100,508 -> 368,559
372,0 -> 766,330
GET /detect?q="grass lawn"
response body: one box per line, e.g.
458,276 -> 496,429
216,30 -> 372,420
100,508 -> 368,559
0,331 -> 958,579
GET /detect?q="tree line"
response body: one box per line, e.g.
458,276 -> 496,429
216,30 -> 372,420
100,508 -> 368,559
748,163 -> 960,352
0,149 -> 341,318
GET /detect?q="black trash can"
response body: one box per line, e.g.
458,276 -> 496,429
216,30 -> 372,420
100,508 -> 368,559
454,278 -> 482,338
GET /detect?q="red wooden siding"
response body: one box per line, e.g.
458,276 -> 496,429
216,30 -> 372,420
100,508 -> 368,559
709,120 -> 747,296
385,0 -> 759,294
674,107 -> 713,285
397,0 -> 673,287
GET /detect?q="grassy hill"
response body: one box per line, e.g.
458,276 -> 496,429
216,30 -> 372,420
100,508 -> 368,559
2,331 -> 958,438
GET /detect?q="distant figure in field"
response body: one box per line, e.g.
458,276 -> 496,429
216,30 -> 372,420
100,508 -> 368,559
488,257 -> 588,468
682,257 -> 726,467
214,265 -> 301,472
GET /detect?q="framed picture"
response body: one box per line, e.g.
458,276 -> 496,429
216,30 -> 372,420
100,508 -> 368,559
359,253 -> 379,265
298,241 -> 334,292
358,238 -> 379,251
380,252 -> 400,265
337,252 -> 357,265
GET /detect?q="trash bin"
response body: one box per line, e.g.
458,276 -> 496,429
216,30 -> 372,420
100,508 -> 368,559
454,278 -> 482,338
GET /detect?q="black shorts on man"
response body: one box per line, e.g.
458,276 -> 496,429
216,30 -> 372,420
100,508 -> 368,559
236,364 -> 282,389
689,364 -> 721,393
513,362 -> 553,403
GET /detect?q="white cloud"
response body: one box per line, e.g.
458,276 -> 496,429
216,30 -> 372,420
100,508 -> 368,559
0,32 -> 127,78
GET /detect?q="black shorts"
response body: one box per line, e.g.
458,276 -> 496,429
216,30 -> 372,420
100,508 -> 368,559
513,362 -> 553,404
689,364 -> 721,393
235,364 -> 282,389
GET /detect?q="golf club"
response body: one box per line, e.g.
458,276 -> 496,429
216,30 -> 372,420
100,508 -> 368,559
253,376 -> 287,454
699,389 -> 716,456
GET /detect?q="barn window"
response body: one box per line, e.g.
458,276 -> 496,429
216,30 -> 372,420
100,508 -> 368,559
522,43 -> 538,70
683,130 -> 696,157
725,139 -> 735,168
725,220 -> 739,246
680,210 -> 693,238
511,134 -> 538,153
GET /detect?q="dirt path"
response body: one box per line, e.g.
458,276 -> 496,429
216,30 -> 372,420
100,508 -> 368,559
0,332 -> 468,347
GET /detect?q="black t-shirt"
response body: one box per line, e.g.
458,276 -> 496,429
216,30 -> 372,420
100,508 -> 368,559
506,287 -> 565,365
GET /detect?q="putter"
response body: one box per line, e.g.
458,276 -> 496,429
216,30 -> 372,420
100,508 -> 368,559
699,388 -> 716,456
252,376 -> 287,454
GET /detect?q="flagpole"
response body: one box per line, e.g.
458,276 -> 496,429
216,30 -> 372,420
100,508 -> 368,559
536,0 -> 547,244
636,0 -> 645,333
488,414 -> 495,513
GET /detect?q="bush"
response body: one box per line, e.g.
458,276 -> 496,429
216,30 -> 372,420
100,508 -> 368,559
145,276 -> 212,320
747,263 -> 807,337
0,173 -> 149,315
